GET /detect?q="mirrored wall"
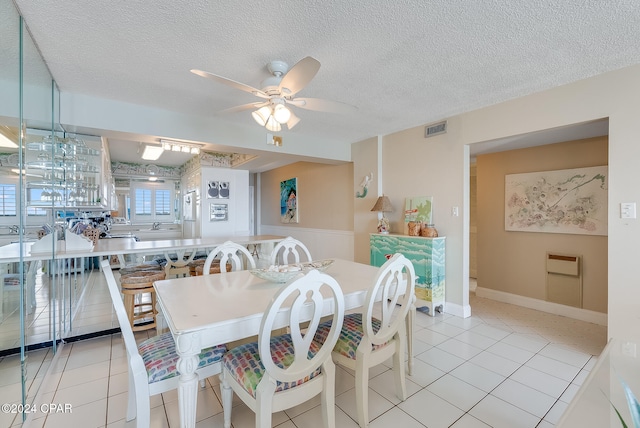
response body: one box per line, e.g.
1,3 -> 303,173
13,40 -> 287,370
0,1 -> 61,424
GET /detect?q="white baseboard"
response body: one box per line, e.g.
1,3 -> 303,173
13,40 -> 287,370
444,302 -> 472,318
475,287 -> 608,326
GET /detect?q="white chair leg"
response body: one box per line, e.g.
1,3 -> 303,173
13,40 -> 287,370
406,305 -> 415,375
321,361 -> 336,428
393,332 -> 408,401
255,390 -> 274,428
126,370 -> 137,421
355,355 -> 370,428
220,372 -> 233,428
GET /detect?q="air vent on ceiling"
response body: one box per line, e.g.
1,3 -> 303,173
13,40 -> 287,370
425,120 -> 447,138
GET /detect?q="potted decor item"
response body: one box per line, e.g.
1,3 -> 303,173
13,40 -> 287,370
407,221 -> 421,236
420,223 -> 438,237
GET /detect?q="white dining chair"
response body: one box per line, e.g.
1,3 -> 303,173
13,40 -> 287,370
202,240 -> 256,274
314,253 -> 416,428
100,259 -> 226,427
220,269 -> 345,428
270,236 -> 312,265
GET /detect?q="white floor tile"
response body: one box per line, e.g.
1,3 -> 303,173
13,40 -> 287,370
449,361 -> 506,392
369,406 -> 425,428
491,378 -> 556,418
538,343 -> 592,368
469,323 -> 512,341
509,365 -> 570,398
427,374 -> 487,411
486,341 -> 535,365
525,353 -> 582,382
437,338 -> 483,361
336,387 -> 394,424
369,369 -> 422,404
399,388 -> 465,428
544,399 -> 569,425
415,347 -> 465,372
450,413 -> 492,427
501,333 -> 549,353
469,350 -> 521,377
453,330 -> 497,350
469,395 -> 541,428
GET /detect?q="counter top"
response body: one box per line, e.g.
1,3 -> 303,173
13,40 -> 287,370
0,234 -> 285,262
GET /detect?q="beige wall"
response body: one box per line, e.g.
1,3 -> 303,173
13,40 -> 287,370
352,64 -> 640,343
352,137 -> 380,264
260,161 -> 354,231
477,137 -> 608,313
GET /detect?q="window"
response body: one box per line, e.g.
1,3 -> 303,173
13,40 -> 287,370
131,182 -> 175,222
0,184 -> 16,216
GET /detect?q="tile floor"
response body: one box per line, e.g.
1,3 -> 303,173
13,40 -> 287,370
5,275 -> 608,428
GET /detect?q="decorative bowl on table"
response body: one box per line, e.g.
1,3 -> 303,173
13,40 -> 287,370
249,264 -> 304,283
301,259 -> 334,272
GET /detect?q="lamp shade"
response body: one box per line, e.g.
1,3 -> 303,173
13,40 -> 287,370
371,195 -> 393,212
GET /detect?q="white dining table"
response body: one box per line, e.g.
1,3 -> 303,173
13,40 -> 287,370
154,258 -> 414,428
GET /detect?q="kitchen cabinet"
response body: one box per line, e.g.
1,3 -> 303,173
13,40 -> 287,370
370,233 -> 446,316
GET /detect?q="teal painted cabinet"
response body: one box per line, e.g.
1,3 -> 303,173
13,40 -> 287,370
370,233 -> 446,315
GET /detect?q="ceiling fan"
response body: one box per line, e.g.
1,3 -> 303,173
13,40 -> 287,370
191,57 -> 357,132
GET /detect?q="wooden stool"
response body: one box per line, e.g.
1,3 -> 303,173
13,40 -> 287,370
194,261 -> 225,276
120,264 -> 163,276
119,270 -> 165,332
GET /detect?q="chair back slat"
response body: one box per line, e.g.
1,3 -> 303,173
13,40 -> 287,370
363,253 -> 416,346
258,269 -> 344,383
270,236 -> 312,265
203,240 -> 256,274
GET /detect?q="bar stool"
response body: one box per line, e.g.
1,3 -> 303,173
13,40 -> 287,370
194,260 -> 226,276
119,270 -> 165,332
188,259 -> 206,276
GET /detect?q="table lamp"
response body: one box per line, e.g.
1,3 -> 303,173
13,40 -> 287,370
371,195 -> 393,234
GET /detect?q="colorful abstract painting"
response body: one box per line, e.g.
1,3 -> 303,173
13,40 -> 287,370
280,177 -> 298,223
505,166 -> 608,235
404,196 -> 434,224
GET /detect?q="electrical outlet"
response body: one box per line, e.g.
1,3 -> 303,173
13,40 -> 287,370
622,341 -> 637,357
452,206 -> 459,217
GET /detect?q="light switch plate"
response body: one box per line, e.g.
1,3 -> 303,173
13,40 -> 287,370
621,202 -> 636,219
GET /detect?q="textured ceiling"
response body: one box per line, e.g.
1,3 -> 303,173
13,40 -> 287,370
11,0 -> 640,167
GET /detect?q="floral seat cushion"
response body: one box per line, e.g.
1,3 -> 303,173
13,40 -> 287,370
222,334 -> 322,398
139,332 -> 227,384
314,313 -> 387,359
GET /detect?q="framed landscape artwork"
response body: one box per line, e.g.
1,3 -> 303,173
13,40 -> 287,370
280,177 -> 298,223
505,165 -> 608,235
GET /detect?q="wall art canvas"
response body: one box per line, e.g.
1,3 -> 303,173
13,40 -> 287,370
505,165 -> 607,235
404,196 -> 434,224
280,177 -> 298,223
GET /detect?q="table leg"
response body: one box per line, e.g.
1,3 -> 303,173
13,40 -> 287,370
175,334 -> 201,428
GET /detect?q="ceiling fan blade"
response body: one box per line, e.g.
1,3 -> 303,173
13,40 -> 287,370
288,97 -> 358,114
278,57 -> 320,96
218,102 -> 268,114
191,69 -> 269,99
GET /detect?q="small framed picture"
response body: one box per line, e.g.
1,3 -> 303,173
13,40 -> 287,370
210,203 -> 228,221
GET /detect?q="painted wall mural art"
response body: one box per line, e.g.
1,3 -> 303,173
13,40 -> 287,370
505,166 -> 608,235
280,177 -> 298,223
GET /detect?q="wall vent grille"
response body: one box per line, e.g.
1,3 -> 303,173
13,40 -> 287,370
425,120 -> 447,138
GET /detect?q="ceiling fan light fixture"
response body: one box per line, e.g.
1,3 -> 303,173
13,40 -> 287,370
273,104 -> 291,124
252,106 -> 272,126
265,115 -> 282,132
286,113 -> 300,130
